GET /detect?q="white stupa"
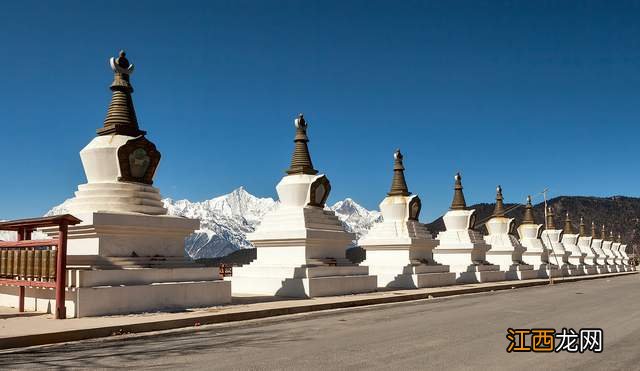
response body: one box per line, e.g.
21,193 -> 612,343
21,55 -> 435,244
231,114 -> 377,297
484,187 -> 536,280
590,222 -> 609,273
618,239 -> 631,272
541,208 -> 578,276
611,234 -> 626,272
432,174 -> 505,283
359,150 -> 455,289
601,227 -> 618,272
616,235 -> 630,272
517,196 -> 559,278
576,218 -> 598,275
619,242 -> 633,271
561,212 -> 587,275
9,51 -> 232,317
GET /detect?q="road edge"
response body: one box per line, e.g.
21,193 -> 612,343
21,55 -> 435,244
1,271 -> 636,350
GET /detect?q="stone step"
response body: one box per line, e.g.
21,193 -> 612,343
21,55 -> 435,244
305,258 -> 354,267
70,267 -> 221,287
75,280 -> 231,317
68,256 -> 201,269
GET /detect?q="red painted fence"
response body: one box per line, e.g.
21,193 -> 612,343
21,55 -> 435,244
0,215 -> 81,319
219,263 -> 233,277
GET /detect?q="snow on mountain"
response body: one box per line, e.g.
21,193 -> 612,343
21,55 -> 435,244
45,187 -> 381,259
45,202 -> 71,217
329,198 -> 382,237
163,187 -> 278,259
0,224 -> 48,241
0,230 -> 15,241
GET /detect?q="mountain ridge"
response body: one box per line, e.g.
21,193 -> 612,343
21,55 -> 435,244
42,189 -> 640,259
44,187 -> 382,259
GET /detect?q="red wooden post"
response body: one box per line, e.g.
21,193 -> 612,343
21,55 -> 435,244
17,228 -> 25,312
18,287 -> 25,312
55,222 -> 68,319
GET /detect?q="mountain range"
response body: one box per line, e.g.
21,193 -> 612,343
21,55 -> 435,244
45,187 -> 382,259
43,188 -> 640,259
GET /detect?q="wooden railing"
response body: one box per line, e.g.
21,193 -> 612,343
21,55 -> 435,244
219,264 -> 233,277
0,215 -> 81,319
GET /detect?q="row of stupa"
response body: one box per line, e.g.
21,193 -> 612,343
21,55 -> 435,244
0,52 -> 633,317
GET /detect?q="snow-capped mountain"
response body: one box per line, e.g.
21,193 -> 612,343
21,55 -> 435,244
329,198 -> 382,237
163,187 -> 278,259
0,230 -> 16,241
44,187 -> 382,259
0,228 -> 47,241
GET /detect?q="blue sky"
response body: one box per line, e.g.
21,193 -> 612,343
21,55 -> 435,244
1,0 -> 639,222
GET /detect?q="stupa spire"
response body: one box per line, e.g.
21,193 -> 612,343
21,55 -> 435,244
563,212 -> 574,234
579,217 -> 587,236
521,195 -> 536,224
97,50 -> 146,137
286,114 -> 318,175
387,149 -> 411,196
546,207 -> 556,229
591,221 -> 598,239
450,172 -> 467,210
601,224 -> 607,240
492,185 -> 506,217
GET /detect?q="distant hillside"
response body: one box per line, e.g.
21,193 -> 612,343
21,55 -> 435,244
426,196 -> 640,252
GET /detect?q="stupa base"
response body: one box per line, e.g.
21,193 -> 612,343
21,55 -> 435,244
26,211 -> 232,317
607,265 -> 620,273
41,211 -> 200,258
231,265 -> 377,298
485,252 -> 536,281
520,253 -> 549,268
540,265 -> 563,278
616,265 -> 627,272
583,258 -> 598,267
520,254 -> 560,278
582,265 -> 598,275
548,264 -> 571,277
595,258 -> 608,266
366,264 -> 456,289
432,247 -> 505,283
452,264 -> 505,284
0,266 -> 231,318
503,264 -> 538,280
595,265 -> 610,274
568,257 -> 587,267
567,265 -> 586,276
528,263 -> 558,278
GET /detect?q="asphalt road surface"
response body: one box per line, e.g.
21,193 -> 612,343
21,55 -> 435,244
1,274 -> 639,370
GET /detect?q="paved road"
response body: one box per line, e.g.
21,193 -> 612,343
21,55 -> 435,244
1,274 -> 639,370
